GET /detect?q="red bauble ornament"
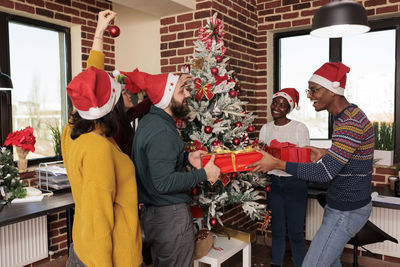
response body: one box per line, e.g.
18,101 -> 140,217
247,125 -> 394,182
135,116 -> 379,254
229,90 -> 237,98
235,121 -> 242,128
175,118 -> 186,129
247,125 -> 255,132
231,172 -> 237,179
192,187 -> 198,196
216,55 -> 223,63
204,126 -> 212,134
233,137 -> 240,146
211,140 -> 221,147
108,25 -> 120,37
194,78 -> 201,85
210,218 -> 218,227
265,185 -> 271,192
211,67 -> 218,75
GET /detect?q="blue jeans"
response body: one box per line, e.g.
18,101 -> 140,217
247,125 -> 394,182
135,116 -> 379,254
268,175 -> 308,267
302,202 -> 372,267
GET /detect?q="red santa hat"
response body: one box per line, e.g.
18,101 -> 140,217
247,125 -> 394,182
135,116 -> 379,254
66,66 -> 121,120
272,88 -> 300,112
114,69 -> 180,109
309,62 -> 350,96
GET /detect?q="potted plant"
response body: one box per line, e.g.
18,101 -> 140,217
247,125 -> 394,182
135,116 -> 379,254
373,121 -> 395,166
0,147 -> 27,202
396,162 -> 400,178
48,123 -> 62,159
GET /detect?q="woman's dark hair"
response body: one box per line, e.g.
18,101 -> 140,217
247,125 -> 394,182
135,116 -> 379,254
70,109 -> 119,140
114,94 -> 133,136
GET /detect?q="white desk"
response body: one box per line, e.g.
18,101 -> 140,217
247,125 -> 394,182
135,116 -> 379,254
193,236 -> 251,267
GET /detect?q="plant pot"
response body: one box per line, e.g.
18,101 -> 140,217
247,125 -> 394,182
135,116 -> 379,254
15,146 -> 29,172
373,150 -> 394,166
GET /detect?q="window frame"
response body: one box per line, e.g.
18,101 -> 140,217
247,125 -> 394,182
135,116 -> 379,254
0,11 -> 72,165
273,17 -> 400,163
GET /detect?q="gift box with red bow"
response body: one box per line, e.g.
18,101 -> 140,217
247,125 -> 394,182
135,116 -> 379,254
262,139 -> 310,163
201,150 -> 263,174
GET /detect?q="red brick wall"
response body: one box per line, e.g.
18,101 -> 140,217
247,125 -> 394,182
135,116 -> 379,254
159,0 -> 265,130
0,0 -> 115,72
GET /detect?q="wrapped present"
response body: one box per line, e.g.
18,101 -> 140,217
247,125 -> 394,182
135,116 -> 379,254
201,150 -> 263,174
263,139 -> 310,163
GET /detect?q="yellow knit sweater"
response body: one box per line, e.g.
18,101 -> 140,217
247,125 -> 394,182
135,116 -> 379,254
62,124 -> 142,266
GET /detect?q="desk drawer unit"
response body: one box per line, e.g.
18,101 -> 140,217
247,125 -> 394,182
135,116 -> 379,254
0,216 -> 48,267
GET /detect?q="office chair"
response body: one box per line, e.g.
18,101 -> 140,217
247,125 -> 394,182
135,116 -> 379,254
315,193 -> 398,267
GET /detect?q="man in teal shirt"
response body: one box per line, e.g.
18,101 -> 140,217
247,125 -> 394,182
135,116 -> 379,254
128,70 -> 220,267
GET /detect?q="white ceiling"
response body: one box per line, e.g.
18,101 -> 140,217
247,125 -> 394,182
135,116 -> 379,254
111,0 -> 195,17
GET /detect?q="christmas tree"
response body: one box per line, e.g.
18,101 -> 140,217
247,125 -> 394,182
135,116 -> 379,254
181,13 -> 269,229
0,147 -> 27,202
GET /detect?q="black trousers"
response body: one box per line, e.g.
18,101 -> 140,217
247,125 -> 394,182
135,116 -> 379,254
141,203 -> 195,267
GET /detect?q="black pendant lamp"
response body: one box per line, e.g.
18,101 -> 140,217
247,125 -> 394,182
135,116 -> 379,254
311,0 -> 370,38
0,71 -> 13,90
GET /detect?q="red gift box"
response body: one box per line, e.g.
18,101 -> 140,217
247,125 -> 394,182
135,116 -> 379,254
263,139 -> 310,163
201,151 -> 263,174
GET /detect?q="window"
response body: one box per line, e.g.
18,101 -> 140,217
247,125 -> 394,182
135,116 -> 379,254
274,18 -> 400,163
0,12 -> 71,163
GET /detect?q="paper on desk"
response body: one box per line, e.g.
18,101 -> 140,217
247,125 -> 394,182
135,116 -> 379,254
371,192 -> 400,206
11,195 -> 44,203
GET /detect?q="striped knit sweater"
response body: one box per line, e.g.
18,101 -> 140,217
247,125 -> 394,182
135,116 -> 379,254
286,104 -> 374,211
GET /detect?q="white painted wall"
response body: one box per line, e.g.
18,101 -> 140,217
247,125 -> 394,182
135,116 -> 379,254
114,3 -> 161,74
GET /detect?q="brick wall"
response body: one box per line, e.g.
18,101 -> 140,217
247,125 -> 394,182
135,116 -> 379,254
0,0 -> 115,71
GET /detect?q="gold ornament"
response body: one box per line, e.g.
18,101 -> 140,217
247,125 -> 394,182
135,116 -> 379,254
193,58 -> 204,70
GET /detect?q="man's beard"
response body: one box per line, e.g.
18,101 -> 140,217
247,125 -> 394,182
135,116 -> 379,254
170,97 -> 190,119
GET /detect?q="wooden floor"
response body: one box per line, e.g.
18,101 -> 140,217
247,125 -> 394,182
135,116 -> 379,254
34,241 -> 400,267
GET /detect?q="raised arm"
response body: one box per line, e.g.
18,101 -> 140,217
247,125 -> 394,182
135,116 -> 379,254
93,10 -> 116,52
87,10 -> 116,70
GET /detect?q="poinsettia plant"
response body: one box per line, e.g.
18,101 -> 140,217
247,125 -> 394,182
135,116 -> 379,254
3,126 -> 36,152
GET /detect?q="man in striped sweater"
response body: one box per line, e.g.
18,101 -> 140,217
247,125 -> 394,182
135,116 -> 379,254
250,62 -> 374,267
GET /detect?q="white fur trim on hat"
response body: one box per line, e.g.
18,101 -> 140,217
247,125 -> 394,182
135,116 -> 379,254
272,92 -> 297,112
112,70 -> 120,77
77,75 -> 122,120
155,74 -> 180,109
309,74 -> 344,95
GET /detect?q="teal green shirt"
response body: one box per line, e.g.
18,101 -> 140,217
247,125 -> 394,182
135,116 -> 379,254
132,106 -> 207,206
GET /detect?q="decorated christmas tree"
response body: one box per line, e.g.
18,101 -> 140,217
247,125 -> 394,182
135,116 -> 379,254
181,13 -> 269,229
0,147 -> 27,202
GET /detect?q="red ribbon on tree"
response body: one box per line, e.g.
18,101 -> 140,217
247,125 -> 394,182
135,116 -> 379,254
195,79 -> 214,101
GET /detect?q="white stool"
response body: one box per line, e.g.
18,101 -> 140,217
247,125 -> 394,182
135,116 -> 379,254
193,236 -> 251,267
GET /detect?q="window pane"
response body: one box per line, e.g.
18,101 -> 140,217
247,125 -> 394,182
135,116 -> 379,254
279,34 -> 330,139
9,22 -> 67,160
342,29 -> 395,123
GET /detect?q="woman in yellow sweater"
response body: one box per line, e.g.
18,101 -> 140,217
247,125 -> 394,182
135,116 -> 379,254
62,65 -> 143,266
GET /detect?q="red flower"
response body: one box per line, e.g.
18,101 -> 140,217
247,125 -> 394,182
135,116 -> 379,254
3,126 -> 36,152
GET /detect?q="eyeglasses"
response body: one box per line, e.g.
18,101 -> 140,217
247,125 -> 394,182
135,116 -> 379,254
305,86 -> 322,95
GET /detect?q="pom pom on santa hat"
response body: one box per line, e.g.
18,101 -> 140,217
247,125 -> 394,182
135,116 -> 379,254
66,66 -> 121,120
272,88 -> 300,112
309,62 -> 350,96
117,70 -> 180,109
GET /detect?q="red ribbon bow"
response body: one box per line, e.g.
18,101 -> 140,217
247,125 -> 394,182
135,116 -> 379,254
194,79 -> 214,101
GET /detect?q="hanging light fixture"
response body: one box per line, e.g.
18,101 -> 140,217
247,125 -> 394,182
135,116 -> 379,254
0,71 -> 13,90
311,0 -> 370,38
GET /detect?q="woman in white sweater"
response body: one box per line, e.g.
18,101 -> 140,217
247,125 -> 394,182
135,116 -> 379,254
259,88 -> 310,267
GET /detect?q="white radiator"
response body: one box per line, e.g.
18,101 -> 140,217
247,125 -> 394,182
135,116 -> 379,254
0,216 -> 48,267
305,199 -> 400,258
